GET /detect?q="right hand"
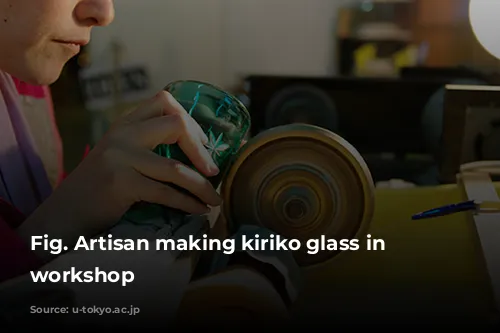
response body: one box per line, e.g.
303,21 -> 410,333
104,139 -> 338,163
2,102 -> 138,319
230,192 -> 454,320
19,91 -> 222,252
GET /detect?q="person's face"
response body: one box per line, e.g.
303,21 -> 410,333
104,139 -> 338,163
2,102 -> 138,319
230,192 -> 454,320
0,0 -> 114,85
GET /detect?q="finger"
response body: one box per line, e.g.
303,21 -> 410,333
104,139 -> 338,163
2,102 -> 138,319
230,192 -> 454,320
122,91 -> 171,122
177,100 -> 218,145
123,91 -> 208,143
177,131 -> 218,177
134,175 -> 210,215
161,93 -> 209,143
130,115 -> 219,176
199,128 -> 209,145
130,149 -> 221,206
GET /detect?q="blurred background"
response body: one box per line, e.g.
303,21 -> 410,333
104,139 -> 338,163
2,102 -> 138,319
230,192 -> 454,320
49,0 -> 500,184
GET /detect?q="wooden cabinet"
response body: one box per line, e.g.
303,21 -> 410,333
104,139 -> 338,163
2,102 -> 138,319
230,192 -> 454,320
413,0 -> 500,68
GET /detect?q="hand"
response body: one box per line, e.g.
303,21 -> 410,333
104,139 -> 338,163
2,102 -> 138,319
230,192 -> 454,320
18,91 -> 222,256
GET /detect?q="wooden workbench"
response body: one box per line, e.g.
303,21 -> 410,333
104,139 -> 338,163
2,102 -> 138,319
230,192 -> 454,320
291,184 -> 498,328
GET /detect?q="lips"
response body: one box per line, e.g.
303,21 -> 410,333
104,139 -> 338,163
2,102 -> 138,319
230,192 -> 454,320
53,39 -> 88,55
54,39 -> 89,47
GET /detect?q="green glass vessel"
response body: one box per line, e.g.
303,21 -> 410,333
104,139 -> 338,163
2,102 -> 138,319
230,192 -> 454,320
124,80 -> 251,225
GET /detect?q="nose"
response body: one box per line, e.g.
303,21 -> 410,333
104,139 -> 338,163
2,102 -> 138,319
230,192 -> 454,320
75,0 -> 115,27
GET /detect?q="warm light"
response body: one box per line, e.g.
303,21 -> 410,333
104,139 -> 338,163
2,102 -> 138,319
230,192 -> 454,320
469,0 -> 500,59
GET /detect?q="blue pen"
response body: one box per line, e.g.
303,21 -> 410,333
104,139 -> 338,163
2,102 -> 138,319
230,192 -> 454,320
411,200 -> 500,220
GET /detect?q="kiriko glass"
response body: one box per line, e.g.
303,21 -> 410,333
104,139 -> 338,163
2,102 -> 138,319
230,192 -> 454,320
124,80 -> 251,225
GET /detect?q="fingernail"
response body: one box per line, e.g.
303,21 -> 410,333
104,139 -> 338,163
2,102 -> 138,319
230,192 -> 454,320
201,206 -> 211,214
189,206 -> 209,216
213,194 -> 223,206
207,161 -> 219,175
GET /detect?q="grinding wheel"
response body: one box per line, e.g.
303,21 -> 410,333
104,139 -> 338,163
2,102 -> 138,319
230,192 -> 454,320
221,124 -> 375,267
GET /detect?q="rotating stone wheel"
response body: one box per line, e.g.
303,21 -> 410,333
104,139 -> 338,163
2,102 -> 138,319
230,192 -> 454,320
265,84 -> 338,132
221,124 -> 375,267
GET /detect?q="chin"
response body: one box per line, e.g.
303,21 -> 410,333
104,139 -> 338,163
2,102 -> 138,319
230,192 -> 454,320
27,67 -> 64,86
14,59 -> 66,86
